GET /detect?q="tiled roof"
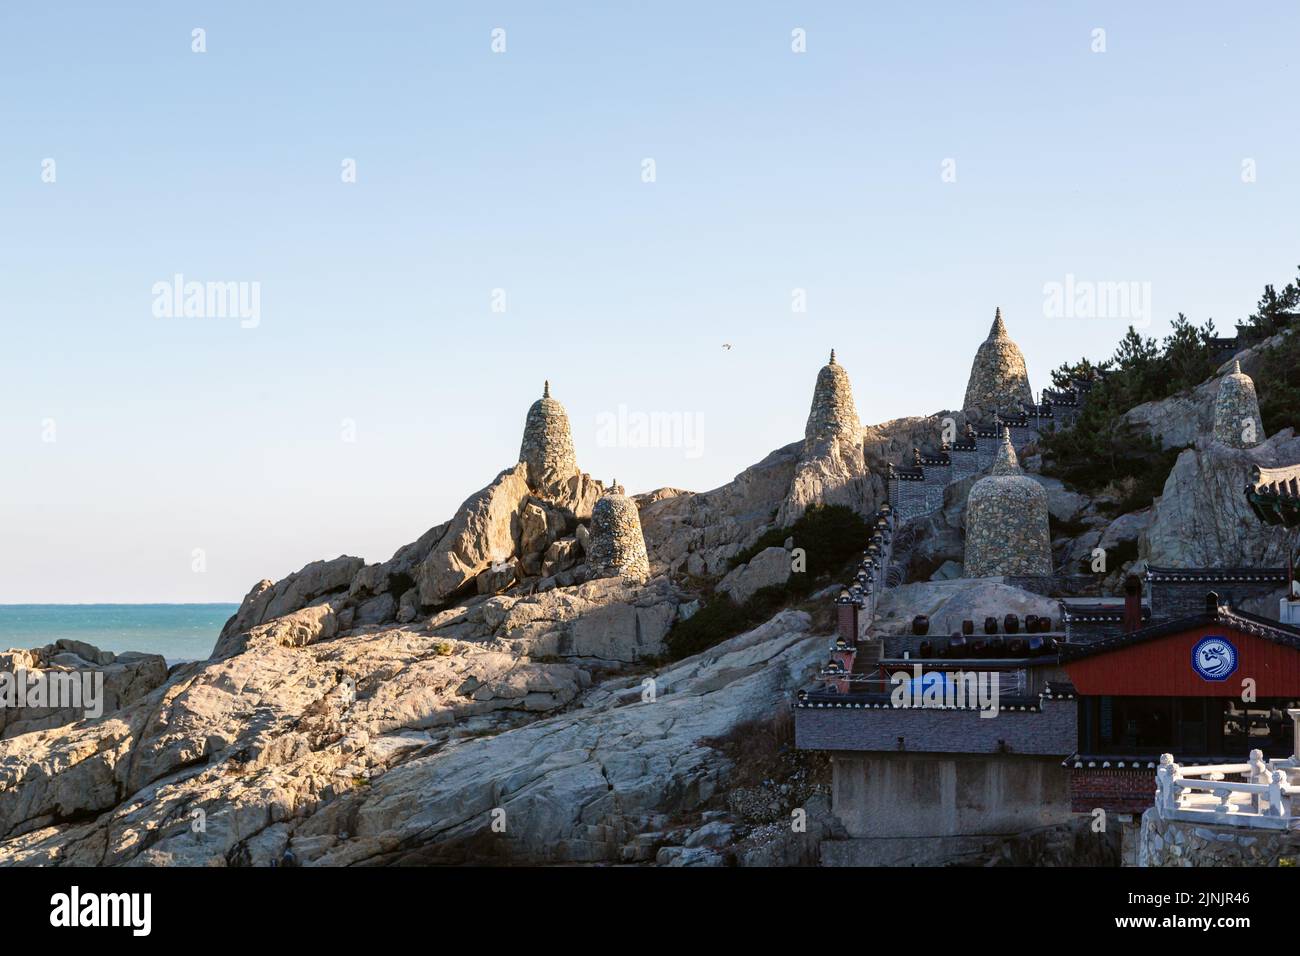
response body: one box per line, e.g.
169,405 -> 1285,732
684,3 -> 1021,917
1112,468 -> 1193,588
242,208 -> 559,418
794,691 -> 1046,713
1246,462 -> 1300,527
1144,565 -> 1288,584
1063,752 -> 1243,769
1059,605 -> 1300,663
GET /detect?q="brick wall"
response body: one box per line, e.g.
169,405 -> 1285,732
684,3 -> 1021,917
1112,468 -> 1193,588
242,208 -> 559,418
890,476 -> 929,522
1069,767 -> 1155,814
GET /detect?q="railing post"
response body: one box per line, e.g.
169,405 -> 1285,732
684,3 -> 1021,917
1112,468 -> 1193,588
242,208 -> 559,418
1290,709 -> 1300,761
1268,770 -> 1288,818
1157,754 -> 1180,816
1248,749 -> 1267,813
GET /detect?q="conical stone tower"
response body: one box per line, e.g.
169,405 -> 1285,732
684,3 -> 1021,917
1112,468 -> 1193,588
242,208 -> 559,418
963,308 -> 1034,420
964,428 -> 1051,577
1212,360 -> 1264,449
804,349 -> 861,452
518,380 -> 578,490
587,482 -> 650,583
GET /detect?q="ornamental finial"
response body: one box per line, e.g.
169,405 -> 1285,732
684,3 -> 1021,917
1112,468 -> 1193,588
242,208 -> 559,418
543,380 -> 550,398
990,307 -> 1007,337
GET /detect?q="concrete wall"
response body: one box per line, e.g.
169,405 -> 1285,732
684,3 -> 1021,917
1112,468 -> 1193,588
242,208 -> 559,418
830,751 -> 1073,838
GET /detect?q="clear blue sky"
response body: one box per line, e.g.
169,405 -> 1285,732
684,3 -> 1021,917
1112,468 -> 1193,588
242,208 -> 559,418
1,1 -> 1297,602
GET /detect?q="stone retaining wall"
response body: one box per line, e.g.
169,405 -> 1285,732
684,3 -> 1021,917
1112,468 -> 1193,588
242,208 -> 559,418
1136,807 -> 1300,866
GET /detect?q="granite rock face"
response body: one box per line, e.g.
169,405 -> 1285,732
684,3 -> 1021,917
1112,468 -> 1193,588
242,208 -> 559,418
872,578 -> 1061,636
1143,429 -> 1300,568
416,464 -> 534,605
0,642 -> 168,739
214,555 -> 365,657
717,546 -> 792,605
0,603 -> 818,866
1122,334 -> 1285,450
963,431 -> 1052,577
962,309 -> 1033,421
637,445 -> 800,579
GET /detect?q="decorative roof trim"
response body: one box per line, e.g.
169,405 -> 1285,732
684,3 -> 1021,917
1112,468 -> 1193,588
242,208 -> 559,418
1144,565 -> 1287,583
1060,606 -> 1300,663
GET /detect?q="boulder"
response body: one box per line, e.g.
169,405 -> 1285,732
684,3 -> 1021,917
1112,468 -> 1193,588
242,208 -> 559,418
717,547 -> 792,605
215,554 -> 364,656
541,538 -> 582,578
0,642 -> 168,739
417,465 -> 532,605
483,577 -> 682,663
1031,474 -> 1090,525
874,579 -> 1061,636
1099,509 -> 1151,554
355,593 -> 397,626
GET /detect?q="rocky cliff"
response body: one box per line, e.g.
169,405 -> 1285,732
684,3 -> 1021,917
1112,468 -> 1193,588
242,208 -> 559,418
3,331 -> 1294,867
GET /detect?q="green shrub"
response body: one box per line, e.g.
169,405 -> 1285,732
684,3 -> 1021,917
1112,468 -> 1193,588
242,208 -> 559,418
729,504 -> 869,578
665,588 -> 783,660
1039,314 -> 1216,505
1253,330 -> 1300,435
1042,271 -> 1300,503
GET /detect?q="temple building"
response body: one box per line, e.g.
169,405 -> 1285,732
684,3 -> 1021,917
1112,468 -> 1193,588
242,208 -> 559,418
519,380 -> 578,491
790,315 -> 1300,864
963,429 -> 1052,578
1248,461 -> 1300,530
962,308 -> 1034,421
1061,585 -> 1300,861
587,483 -> 651,583
1212,359 -> 1265,448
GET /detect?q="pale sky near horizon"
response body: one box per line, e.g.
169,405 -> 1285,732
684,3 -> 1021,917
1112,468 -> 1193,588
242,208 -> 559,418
2,1 -> 1298,603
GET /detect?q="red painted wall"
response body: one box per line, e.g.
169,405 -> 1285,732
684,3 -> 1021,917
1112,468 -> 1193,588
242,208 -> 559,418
1066,624 -> 1300,697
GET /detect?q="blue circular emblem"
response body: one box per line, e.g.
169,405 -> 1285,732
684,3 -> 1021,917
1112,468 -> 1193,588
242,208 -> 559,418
1192,635 -> 1237,681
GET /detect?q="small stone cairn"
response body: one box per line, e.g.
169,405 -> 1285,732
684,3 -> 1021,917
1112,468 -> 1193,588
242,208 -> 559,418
587,481 -> 651,583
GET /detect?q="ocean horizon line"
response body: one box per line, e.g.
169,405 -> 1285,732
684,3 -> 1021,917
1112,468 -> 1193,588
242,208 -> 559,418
0,602 -> 239,608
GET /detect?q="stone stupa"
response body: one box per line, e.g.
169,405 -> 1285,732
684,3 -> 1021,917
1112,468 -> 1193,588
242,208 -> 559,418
518,380 -> 578,491
1212,360 -> 1264,449
587,481 -> 650,583
962,308 -> 1034,421
803,349 -> 862,452
963,428 -> 1052,578
777,350 -> 872,525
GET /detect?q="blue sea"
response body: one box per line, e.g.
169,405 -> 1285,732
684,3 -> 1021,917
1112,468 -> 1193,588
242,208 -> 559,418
0,605 -> 238,665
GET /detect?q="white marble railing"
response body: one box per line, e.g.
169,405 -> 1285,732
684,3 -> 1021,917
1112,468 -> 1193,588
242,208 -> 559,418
1155,748 -> 1300,831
